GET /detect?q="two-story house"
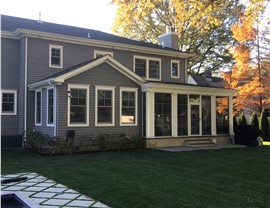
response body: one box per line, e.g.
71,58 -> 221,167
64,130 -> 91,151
1,15 -> 235,148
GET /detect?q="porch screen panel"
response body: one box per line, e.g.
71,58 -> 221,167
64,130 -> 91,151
216,96 -> 229,134
202,96 -> 211,135
155,93 -> 171,136
177,94 -> 188,136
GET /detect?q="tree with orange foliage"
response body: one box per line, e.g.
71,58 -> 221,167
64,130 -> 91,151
223,0 -> 270,114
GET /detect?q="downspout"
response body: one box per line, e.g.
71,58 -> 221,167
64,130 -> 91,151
23,35 -> 28,146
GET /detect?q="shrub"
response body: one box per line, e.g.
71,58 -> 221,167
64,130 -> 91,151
24,131 -> 143,155
239,111 -> 247,126
259,109 -> 270,141
250,112 -> 259,129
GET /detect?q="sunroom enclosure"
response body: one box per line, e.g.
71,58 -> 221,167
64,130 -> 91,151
142,83 -> 234,143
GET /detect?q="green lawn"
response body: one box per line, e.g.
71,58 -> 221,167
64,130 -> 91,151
1,147 -> 270,208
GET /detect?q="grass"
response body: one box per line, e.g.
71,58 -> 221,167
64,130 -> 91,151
1,147 -> 270,208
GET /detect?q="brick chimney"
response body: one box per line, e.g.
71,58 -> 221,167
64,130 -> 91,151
158,26 -> 178,50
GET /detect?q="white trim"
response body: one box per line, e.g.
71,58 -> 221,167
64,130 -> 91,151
145,91 -> 155,138
120,88 -> 138,126
211,96 -> 217,135
55,55 -> 146,84
35,90 -> 42,126
0,90 -> 17,115
24,36 -> 28,139
67,84 -> 90,127
94,50 -> 113,58
49,44 -> 63,68
142,82 -> 236,96
133,55 -> 161,81
46,87 -> 55,127
171,60 -> 180,79
95,86 -> 115,127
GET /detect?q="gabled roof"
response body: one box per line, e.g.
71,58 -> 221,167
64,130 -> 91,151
1,15 -> 193,57
28,55 -> 147,90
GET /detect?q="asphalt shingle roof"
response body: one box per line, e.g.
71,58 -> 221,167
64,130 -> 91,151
1,15 -> 186,53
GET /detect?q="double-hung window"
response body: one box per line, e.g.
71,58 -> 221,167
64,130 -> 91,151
68,85 -> 89,127
171,60 -> 180,78
134,56 -> 161,80
96,86 -> 115,126
120,88 -> 137,126
1,90 -> 17,115
49,45 -> 63,68
47,88 -> 54,126
35,90 -> 42,125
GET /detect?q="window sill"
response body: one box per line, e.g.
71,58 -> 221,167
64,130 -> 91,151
1,113 -> 17,115
68,123 -> 89,127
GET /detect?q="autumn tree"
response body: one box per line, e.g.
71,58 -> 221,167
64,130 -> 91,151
111,0 -> 241,74
224,0 -> 270,114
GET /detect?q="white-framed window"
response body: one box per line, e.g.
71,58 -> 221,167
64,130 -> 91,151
94,50 -> 113,58
67,84 -> 90,127
35,90 -> 42,126
47,88 -> 54,126
134,56 -> 161,80
1,90 -> 17,115
120,88 -> 138,126
171,60 -> 180,78
49,44 -> 63,68
95,86 -> 115,126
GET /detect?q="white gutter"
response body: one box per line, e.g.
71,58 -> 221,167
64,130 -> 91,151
24,36 -> 28,143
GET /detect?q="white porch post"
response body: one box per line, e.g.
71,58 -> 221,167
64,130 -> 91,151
211,95 -> 217,135
172,93 -> 178,137
145,91 -> 155,138
229,95 -> 234,135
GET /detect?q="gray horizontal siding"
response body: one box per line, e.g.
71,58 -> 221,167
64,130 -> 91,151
26,38 -> 187,85
56,62 -> 142,138
1,38 -> 20,135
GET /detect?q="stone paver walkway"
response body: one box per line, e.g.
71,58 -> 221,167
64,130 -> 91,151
1,172 -> 109,208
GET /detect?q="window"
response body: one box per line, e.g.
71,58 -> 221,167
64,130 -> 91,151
134,56 -> 161,80
1,90 -> 17,115
216,96 -> 229,134
94,50 -> 113,58
171,60 -> 180,78
49,45 -> 63,68
155,93 -> 171,136
96,86 -> 115,126
68,85 -> 89,127
120,88 -> 137,125
178,94 -> 187,136
47,88 -> 54,126
35,90 -> 42,125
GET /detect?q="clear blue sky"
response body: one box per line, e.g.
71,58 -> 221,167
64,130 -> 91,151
1,0 -> 116,33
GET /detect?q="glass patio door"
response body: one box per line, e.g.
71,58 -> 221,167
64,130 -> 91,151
190,104 -> 200,135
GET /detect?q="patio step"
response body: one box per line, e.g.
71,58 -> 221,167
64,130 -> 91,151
185,139 -> 216,147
